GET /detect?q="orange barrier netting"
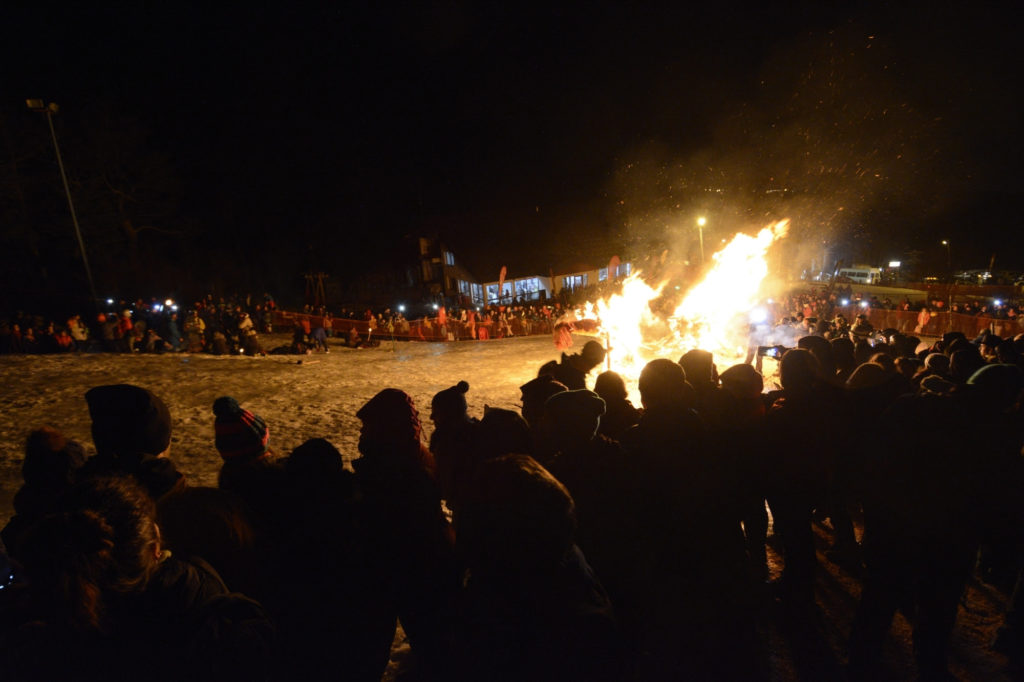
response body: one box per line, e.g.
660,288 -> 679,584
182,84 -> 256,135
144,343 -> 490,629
831,306 -> 1023,340
274,307 -> 1022,346
272,311 -> 556,342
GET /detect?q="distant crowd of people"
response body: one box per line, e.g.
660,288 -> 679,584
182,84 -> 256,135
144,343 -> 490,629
295,299 -> 569,345
0,294 -> 278,357
780,286 -> 1022,320
0,294 -> 572,357
3,284 -> 1021,357
2,319 -> 1023,680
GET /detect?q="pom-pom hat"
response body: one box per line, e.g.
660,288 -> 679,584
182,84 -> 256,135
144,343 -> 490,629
213,396 -> 269,461
431,380 -> 470,417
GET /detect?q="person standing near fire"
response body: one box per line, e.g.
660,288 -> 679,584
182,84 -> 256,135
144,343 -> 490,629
548,340 -> 607,390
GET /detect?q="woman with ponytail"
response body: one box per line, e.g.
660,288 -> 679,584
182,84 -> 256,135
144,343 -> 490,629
3,475 -> 275,682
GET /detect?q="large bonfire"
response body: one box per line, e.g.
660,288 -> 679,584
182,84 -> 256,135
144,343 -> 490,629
562,220 -> 790,391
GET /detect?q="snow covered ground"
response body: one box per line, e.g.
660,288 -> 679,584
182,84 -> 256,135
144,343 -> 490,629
0,332 -> 1014,680
0,333 -> 563,526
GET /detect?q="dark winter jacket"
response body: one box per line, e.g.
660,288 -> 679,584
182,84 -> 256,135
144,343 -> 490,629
452,544 -> 623,682
3,555 -> 275,682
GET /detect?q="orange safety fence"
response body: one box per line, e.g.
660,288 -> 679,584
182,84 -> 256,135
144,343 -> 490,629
274,306 -> 1022,345
830,305 -> 1023,339
272,310 -> 557,342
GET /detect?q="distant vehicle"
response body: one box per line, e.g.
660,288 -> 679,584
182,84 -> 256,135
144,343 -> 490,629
954,270 -> 1019,285
836,267 -> 882,284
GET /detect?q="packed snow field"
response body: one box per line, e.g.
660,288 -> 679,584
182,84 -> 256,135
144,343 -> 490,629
0,332 -> 1015,680
0,334 -> 560,526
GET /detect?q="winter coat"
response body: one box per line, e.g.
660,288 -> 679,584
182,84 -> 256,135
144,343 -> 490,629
619,403 -> 750,623
596,397 -> 642,441
452,544 -> 622,682
551,352 -> 588,390
78,452 -> 185,503
352,448 -> 459,677
2,555 -> 275,682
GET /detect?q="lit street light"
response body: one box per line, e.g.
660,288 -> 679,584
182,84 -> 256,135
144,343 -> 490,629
941,240 -> 954,328
26,99 -> 98,308
697,216 -> 707,265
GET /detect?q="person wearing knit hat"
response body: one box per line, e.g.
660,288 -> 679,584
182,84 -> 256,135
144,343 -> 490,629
846,362 -> 889,390
519,375 -> 568,428
548,340 -> 606,391
79,384 -> 184,501
949,347 -> 985,385
593,370 -> 642,441
429,381 -> 478,509
430,380 -> 470,424
213,396 -> 270,461
637,357 -> 695,411
536,388 -> 607,464
945,337 -> 973,358
1,426 -> 87,558
22,426 -> 86,489
542,389 -> 606,442
213,397 -> 283,529
352,389 -> 456,668
923,353 -> 950,375
966,363 -> 1024,411
356,388 -> 423,454
477,407 -> 532,460
719,363 -> 764,398
86,384 -> 172,458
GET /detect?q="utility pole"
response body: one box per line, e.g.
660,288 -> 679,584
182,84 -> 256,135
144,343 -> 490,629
26,100 -> 98,308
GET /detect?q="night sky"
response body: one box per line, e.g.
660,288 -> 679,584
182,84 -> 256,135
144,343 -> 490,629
3,3 -> 1022,304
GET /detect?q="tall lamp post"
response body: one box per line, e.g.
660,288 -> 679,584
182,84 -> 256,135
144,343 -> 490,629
26,99 -> 98,308
696,216 -> 707,265
941,239 -> 953,329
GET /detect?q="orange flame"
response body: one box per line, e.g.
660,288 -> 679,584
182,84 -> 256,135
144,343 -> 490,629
572,220 -> 789,399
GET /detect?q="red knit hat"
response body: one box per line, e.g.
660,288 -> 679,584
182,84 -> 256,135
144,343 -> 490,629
213,396 -> 269,461
356,388 -> 422,443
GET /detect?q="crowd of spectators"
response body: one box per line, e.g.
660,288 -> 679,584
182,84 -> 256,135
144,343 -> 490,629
1,317 -> 1023,680
778,286 -> 1023,319
295,299 -> 570,346
0,294 -> 278,357
3,284 -> 1022,358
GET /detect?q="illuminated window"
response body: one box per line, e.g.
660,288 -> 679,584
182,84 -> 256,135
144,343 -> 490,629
444,251 -> 455,266
486,284 -> 499,303
599,267 -> 608,281
562,275 -> 587,291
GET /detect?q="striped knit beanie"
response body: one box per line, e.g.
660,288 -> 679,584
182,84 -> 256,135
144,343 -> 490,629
212,396 -> 269,461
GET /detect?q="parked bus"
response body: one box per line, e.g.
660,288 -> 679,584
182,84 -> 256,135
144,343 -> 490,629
836,267 -> 882,284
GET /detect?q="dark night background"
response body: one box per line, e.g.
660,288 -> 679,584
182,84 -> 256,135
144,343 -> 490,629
2,3 -> 1022,308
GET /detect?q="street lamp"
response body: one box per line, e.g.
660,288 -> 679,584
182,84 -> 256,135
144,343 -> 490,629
696,216 -> 707,265
26,99 -> 98,308
941,240 -> 954,328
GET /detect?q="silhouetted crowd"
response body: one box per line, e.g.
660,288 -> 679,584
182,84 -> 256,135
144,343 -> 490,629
1,327 -> 1023,681
0,293 -> 278,356
780,287 -> 1023,318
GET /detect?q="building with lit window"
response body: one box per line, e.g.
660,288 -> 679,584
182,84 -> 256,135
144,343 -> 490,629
414,235 -> 632,308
